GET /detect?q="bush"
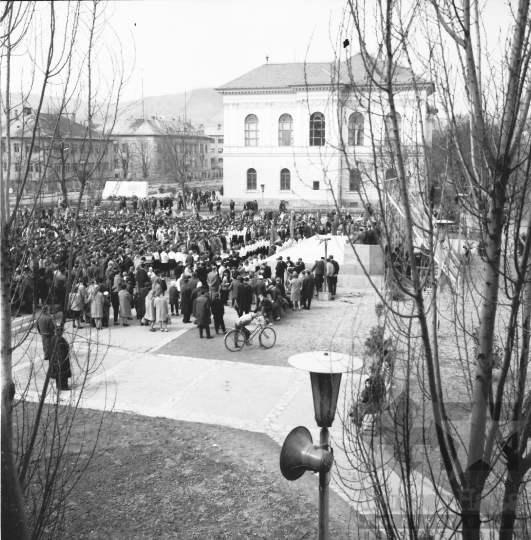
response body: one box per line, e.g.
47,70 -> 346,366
364,324 -> 386,357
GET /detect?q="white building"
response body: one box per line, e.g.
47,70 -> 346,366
216,54 -> 435,209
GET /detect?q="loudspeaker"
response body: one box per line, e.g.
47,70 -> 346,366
280,426 -> 333,481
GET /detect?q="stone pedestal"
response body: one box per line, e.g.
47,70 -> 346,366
318,292 -> 332,301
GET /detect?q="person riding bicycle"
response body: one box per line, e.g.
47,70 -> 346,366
235,311 -> 258,342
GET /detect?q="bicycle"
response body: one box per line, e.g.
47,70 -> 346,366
224,316 -> 276,352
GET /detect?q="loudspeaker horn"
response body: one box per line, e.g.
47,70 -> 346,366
280,426 -> 333,481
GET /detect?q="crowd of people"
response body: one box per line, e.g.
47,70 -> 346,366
9,196 -> 382,389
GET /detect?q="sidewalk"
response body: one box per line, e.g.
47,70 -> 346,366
13,301 -> 444,531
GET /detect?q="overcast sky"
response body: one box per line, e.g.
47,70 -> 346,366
7,0 -> 518,106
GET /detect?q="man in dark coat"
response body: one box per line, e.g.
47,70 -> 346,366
229,275 -> 244,308
168,281 -> 179,315
236,277 -> 254,316
188,272 -> 199,292
253,276 -> 267,311
180,278 -> 193,323
193,290 -> 213,338
301,271 -> 315,310
210,292 -> 226,334
329,255 -> 340,296
137,282 -> 150,322
310,257 -> 326,294
49,327 -> 72,391
136,263 -> 149,292
36,305 -> 56,361
275,256 -> 287,285
262,264 -> 272,280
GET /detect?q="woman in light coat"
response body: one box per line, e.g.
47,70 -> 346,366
90,290 -> 104,330
290,272 -> 302,310
144,289 -> 156,331
118,284 -> 133,326
154,293 -> 169,332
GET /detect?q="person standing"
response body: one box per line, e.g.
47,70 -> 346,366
180,277 -> 193,323
326,258 -> 335,296
211,292 -> 226,334
301,270 -> 314,310
275,256 -> 287,285
154,292 -> 169,332
68,284 -> 85,329
36,305 -> 56,360
194,290 -> 213,339
207,265 -> 220,299
144,288 -> 156,331
290,272 -> 302,310
90,289 -> 104,330
329,255 -> 340,296
118,283 -> 133,326
168,280 -> 179,315
310,257 -> 325,294
49,326 -> 72,391
236,276 -> 254,317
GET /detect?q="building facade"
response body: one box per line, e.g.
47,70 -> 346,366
204,124 -> 224,179
111,116 -> 213,182
1,107 -> 115,196
216,54 -> 435,209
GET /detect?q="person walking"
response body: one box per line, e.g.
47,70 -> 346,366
194,289 -> 213,339
154,292 -> 169,332
211,292 -> 226,334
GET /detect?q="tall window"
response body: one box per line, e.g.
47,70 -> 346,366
278,114 -> 293,146
384,112 -> 402,145
280,168 -> 291,190
385,168 -> 397,179
349,169 -> 361,192
310,112 -> 325,146
348,113 -> 365,146
247,168 -> 257,190
245,114 -> 259,146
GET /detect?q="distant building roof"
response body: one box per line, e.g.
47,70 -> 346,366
217,53 -> 432,92
204,125 -> 224,137
111,117 -> 212,140
2,111 -> 101,139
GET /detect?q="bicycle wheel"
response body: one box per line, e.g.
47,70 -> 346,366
259,327 -> 276,349
224,329 -> 246,352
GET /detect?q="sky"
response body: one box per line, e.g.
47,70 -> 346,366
6,0 -> 519,105
107,0 -> 349,101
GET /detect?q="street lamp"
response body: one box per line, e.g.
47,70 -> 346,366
260,183 -> 265,210
280,351 -> 362,540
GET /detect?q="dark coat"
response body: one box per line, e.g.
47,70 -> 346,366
193,295 -> 211,325
37,313 -> 56,360
255,280 -> 267,297
263,265 -> 272,279
237,283 -> 254,312
136,268 -> 149,289
49,334 -> 72,379
169,286 -> 179,304
211,297 -> 225,317
311,260 -> 325,275
180,283 -> 192,314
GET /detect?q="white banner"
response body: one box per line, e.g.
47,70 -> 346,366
102,181 -> 148,199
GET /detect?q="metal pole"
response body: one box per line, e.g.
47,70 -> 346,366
318,426 -> 330,540
323,239 -> 328,293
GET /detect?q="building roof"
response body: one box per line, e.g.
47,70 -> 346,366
111,117 -> 212,141
217,53 -> 431,92
2,112 -> 101,140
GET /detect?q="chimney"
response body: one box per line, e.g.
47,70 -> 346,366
23,106 -> 32,116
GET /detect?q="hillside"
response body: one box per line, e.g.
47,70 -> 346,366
119,87 -> 223,126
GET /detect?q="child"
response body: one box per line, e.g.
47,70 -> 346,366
211,292 -> 226,334
168,280 -> 179,315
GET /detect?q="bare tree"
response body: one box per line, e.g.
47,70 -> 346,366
1,1 -> 129,537
298,1 -> 531,539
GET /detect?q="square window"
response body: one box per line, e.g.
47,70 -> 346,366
14,143 -> 20,153
313,181 -> 320,190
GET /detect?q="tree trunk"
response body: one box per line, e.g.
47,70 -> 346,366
499,459 -> 523,540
